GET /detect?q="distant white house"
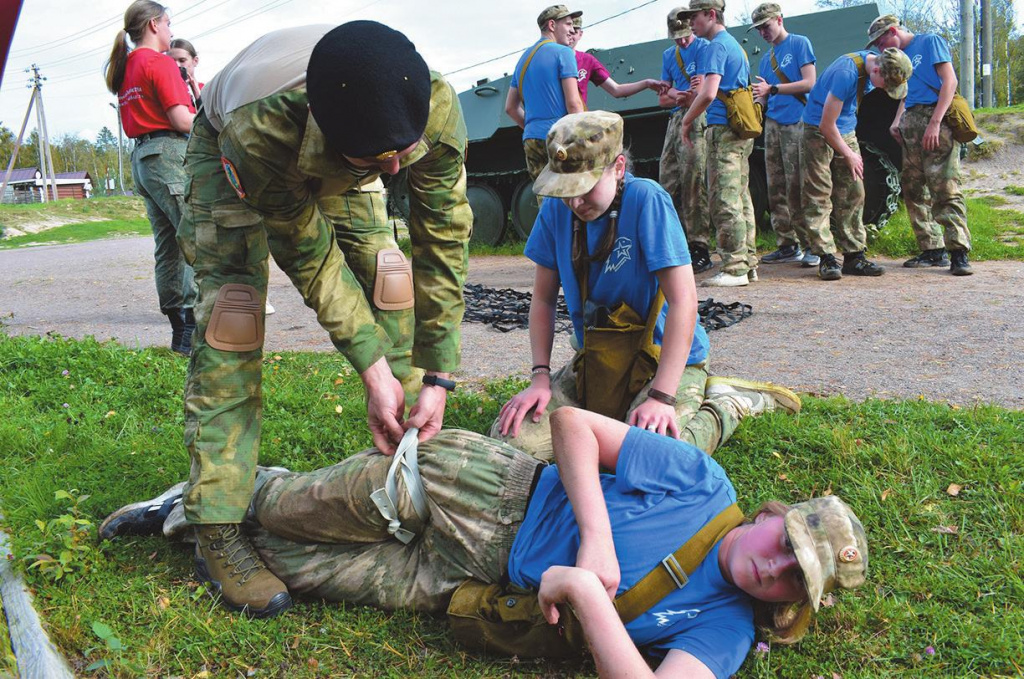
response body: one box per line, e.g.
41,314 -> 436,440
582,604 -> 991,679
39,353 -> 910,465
2,167 -> 93,203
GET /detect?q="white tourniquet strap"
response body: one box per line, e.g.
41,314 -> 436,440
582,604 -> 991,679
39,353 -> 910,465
370,428 -> 430,544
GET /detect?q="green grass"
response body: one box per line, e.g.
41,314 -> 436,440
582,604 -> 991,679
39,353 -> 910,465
0,219 -> 150,249
0,608 -> 15,676
1005,185 -> 1024,196
0,332 -> 1020,677
870,200 -> 1024,259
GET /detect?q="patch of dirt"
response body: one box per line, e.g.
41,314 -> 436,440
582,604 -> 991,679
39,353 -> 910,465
963,111 -> 1024,211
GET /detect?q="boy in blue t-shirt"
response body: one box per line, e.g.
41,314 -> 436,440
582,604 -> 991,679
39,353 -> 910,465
800,48 -> 911,281
748,3 -> 818,267
677,0 -> 758,288
505,5 -> 585,187
658,8 -> 713,273
868,14 -> 973,276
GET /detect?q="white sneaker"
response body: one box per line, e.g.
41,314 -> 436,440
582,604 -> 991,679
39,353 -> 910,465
801,252 -> 820,267
265,301 -> 276,315
706,376 -> 802,415
701,271 -> 749,288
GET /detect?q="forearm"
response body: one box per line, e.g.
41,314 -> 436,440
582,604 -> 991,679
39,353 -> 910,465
821,121 -> 853,158
659,88 -> 683,108
604,79 -> 650,99
564,571 -> 654,678
550,408 -> 614,546
529,296 -> 557,369
932,78 -> 956,124
682,80 -> 716,125
778,78 -> 813,96
649,296 -> 695,397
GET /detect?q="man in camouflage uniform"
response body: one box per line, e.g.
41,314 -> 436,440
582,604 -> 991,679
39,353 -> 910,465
800,48 -> 911,280
680,0 -> 759,287
658,7 -> 712,272
175,22 -> 471,617
868,15 -> 973,275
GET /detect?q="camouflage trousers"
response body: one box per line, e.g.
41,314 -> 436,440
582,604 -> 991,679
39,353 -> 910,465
659,109 -> 710,246
764,118 -> 808,249
800,125 -> 867,255
130,135 -> 196,314
177,114 -> 415,524
899,105 -> 971,252
523,138 -> 548,208
248,430 -> 541,613
488,359 -> 741,462
706,125 -> 757,275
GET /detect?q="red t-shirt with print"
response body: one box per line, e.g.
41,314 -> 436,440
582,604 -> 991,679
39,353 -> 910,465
574,51 -> 609,105
118,47 -> 194,138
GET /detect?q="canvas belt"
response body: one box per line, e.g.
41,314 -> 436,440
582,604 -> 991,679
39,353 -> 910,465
371,428 -> 430,544
135,129 -> 187,143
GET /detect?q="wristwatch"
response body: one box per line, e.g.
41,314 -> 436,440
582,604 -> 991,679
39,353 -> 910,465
422,374 -> 457,392
769,84 -> 779,96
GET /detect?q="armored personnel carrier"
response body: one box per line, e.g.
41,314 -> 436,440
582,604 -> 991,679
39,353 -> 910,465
390,3 -> 901,245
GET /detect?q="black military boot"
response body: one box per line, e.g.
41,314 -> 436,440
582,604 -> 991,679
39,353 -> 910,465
194,523 -> 292,619
842,252 -> 885,277
180,308 -> 196,355
949,249 -> 973,276
903,248 -> 949,268
690,243 -> 713,273
167,309 -> 188,355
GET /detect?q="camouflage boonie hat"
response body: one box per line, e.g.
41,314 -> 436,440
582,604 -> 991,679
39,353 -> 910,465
877,47 -> 912,100
537,4 -> 582,28
533,111 -> 624,198
668,7 -> 693,38
785,495 -> 868,611
687,0 -> 725,12
748,2 -> 782,30
866,14 -> 900,47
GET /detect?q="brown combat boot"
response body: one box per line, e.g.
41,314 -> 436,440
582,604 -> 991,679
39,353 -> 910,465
194,523 -> 292,618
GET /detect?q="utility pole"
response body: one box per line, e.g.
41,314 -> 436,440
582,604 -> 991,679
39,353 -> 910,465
109,102 -> 125,195
981,0 -> 993,106
33,66 -> 59,201
960,0 -> 975,108
0,84 -> 34,204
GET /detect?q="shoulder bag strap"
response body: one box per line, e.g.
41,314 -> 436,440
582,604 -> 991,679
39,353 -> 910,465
770,48 -> 807,105
846,52 -> 868,113
614,503 -> 746,624
518,39 -> 554,106
675,46 -> 692,82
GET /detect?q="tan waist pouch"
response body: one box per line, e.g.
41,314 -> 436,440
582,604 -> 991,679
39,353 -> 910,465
373,248 -> 414,311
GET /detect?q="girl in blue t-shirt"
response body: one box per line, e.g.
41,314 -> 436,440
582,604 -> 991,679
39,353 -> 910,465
492,111 -> 798,463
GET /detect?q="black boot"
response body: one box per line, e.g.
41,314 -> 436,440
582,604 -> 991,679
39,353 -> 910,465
180,308 -> 196,355
167,309 -> 188,355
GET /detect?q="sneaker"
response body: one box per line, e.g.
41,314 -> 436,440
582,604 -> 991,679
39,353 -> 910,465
761,244 -> 803,263
747,269 -> 758,283
818,253 -> 842,281
706,376 -> 802,416
265,300 -> 276,315
99,482 -> 186,540
903,248 -> 949,268
195,524 -> 292,618
690,244 -> 714,273
949,249 -> 973,276
701,271 -> 749,287
841,252 -> 885,277
800,251 -> 820,267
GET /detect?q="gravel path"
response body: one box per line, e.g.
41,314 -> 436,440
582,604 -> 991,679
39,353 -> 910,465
1,238 -> 1021,409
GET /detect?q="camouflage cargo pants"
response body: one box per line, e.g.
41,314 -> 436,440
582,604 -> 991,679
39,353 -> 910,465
488,359 -> 742,462
248,430 -> 541,612
177,114 -> 415,524
523,138 -> 548,208
659,109 -> 710,246
800,125 -> 867,255
899,105 -> 971,252
130,135 -> 197,314
764,118 -> 808,249
706,125 -> 757,275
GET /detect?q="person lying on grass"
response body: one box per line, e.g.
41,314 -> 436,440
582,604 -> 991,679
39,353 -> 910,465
101,406 -> 868,678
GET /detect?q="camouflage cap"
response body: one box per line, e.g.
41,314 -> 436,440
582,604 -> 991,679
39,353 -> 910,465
866,14 -> 900,47
876,47 -> 912,100
687,0 -> 725,12
785,496 -> 868,611
533,111 -> 624,198
668,7 -> 694,38
537,4 -> 582,28
572,15 -> 583,29
748,2 -> 782,30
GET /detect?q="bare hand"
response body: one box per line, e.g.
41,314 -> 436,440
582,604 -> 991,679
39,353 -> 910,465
538,566 -> 603,625
689,74 -> 704,91
497,380 -> 552,437
404,383 -> 447,444
923,120 -> 941,151
844,152 -> 864,180
627,397 -> 680,438
675,89 -> 696,108
362,358 -> 406,455
889,124 -> 902,143
751,75 -> 771,99
649,79 -> 671,96
576,537 -> 621,600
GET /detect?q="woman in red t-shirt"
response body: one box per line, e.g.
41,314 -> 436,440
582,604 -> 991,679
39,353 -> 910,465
104,0 -> 197,354
168,38 -> 203,109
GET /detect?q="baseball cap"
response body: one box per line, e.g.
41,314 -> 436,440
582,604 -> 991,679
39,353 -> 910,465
533,111 -> 624,198
668,7 -> 693,38
785,495 -> 868,611
876,47 -> 912,100
748,2 -> 782,30
866,14 -> 900,47
537,5 -> 582,28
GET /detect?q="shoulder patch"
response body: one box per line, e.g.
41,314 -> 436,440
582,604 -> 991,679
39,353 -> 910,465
221,156 -> 246,199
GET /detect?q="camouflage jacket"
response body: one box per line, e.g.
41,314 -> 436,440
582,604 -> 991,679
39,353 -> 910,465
217,71 -> 470,373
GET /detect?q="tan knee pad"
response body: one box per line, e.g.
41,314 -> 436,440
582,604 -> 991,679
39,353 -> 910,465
373,248 -> 414,311
206,284 -> 264,352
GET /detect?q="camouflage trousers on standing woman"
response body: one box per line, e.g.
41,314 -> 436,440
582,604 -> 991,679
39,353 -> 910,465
899,105 -> 971,252
248,431 -> 541,612
763,118 -> 808,250
706,125 -> 757,275
800,125 -> 867,255
659,108 -> 710,246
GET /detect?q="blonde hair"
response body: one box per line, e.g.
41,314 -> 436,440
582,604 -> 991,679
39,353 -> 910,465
104,1 -> 167,94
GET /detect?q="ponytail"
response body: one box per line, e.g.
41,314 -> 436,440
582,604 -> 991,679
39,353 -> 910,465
103,0 -> 167,94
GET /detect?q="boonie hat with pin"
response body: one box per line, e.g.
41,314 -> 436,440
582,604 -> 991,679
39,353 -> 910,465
866,14 -> 900,47
668,7 -> 693,38
533,111 -> 624,198
537,5 -> 582,28
876,47 -> 913,100
785,495 -> 868,611
748,2 -> 782,30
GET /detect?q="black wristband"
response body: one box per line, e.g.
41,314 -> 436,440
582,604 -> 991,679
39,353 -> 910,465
422,374 -> 456,392
531,364 -> 551,372
647,388 -> 678,406
769,84 -> 779,96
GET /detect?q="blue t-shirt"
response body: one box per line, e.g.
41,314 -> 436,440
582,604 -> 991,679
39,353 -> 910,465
698,30 -> 750,126
510,39 -> 579,141
802,51 -> 873,134
524,174 -> 710,365
903,33 -> 952,108
661,39 -> 709,113
507,427 -> 755,678
757,33 -> 815,125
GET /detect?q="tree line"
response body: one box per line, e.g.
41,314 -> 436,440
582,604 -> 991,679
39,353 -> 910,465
0,125 -> 134,195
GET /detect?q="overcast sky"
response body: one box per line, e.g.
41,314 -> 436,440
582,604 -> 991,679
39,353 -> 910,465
1,0 -> 1021,145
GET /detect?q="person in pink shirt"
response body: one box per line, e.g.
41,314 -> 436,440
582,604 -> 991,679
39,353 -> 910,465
568,17 -> 667,106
